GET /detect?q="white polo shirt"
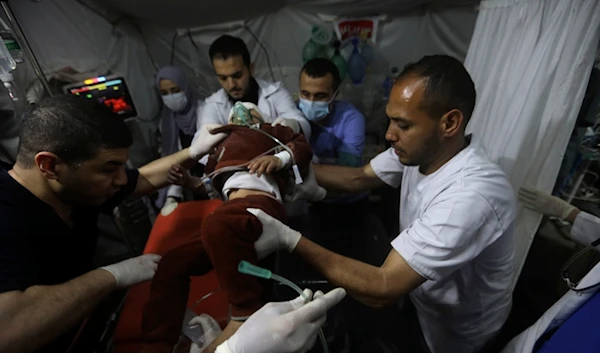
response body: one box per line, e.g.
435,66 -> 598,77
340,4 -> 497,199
370,138 -> 516,353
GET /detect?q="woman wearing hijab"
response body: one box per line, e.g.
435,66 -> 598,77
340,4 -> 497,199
155,66 -> 202,210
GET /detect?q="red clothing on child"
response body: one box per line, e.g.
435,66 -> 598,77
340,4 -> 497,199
140,124 -> 312,351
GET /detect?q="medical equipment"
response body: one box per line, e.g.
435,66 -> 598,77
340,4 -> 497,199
182,308 -> 206,345
561,237 -> 600,293
0,27 -> 24,104
200,102 -> 304,199
63,75 -> 138,119
202,177 -> 220,200
238,260 -> 329,353
231,102 -> 303,185
0,37 -> 16,99
182,288 -> 227,346
229,101 -> 265,126
0,1 -> 52,97
201,145 -> 281,200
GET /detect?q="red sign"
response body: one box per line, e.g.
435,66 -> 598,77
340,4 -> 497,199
334,17 -> 380,43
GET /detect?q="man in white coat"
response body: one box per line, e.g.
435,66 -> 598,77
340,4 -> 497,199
504,187 -> 600,352
195,35 -> 310,140
160,34 -> 311,214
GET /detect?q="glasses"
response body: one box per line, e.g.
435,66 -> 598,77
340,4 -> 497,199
561,245 -> 600,292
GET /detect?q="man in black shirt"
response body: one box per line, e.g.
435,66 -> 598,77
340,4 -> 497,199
0,95 -> 226,352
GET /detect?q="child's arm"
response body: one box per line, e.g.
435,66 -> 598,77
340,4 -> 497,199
247,124 -> 313,176
272,124 -> 313,171
167,164 -> 205,193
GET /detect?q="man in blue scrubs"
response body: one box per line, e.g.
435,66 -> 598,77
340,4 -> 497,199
297,57 -> 371,351
298,58 -> 367,206
299,58 -> 366,170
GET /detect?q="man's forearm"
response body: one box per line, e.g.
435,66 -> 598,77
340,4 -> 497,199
322,153 -> 363,198
0,269 -> 117,353
295,237 -> 391,308
136,149 -> 197,196
313,163 -> 381,193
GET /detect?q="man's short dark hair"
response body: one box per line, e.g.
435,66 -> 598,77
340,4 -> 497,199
301,58 -> 341,91
397,55 -> 476,124
209,35 -> 251,67
16,94 -> 133,168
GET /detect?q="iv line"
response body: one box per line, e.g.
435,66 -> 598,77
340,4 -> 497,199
238,261 -> 329,353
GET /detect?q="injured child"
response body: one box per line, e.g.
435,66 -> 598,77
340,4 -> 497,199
140,102 -> 325,353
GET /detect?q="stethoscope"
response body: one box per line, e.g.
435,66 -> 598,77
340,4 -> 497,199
561,237 -> 600,293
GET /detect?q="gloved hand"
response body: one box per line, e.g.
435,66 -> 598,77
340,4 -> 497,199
189,124 -> 228,160
215,288 -> 347,353
285,163 -> 327,203
271,117 -> 300,134
160,196 -> 179,217
188,314 -> 223,353
518,186 -> 576,220
247,208 -> 302,260
100,254 -> 161,288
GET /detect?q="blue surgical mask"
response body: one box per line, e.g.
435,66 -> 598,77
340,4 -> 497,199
299,98 -> 331,122
162,92 -> 188,112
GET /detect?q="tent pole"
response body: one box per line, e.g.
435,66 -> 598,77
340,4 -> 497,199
0,0 -> 52,96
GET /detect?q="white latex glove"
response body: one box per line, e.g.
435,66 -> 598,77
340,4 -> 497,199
518,186 -> 576,220
247,208 -> 301,260
271,117 -> 300,134
189,124 -> 228,160
215,288 -> 347,353
188,314 -> 223,353
285,163 -> 327,203
100,254 -> 161,288
160,196 -> 179,216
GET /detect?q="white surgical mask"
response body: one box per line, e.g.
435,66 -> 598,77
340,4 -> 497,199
162,92 -> 188,112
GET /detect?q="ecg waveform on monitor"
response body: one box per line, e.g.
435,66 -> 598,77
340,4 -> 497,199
66,76 -> 137,119
103,97 -> 131,114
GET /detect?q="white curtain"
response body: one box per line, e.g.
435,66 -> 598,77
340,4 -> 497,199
464,0 -> 600,287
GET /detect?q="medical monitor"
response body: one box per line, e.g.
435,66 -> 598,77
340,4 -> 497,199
63,75 -> 137,119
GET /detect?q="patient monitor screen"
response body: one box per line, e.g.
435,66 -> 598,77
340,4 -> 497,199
64,76 -> 137,119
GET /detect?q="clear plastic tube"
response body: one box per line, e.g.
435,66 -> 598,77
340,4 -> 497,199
204,145 -> 280,181
249,127 -> 303,185
234,101 -> 303,184
238,261 -> 329,353
202,145 -> 281,200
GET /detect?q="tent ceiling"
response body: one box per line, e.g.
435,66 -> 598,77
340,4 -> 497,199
89,0 -> 477,28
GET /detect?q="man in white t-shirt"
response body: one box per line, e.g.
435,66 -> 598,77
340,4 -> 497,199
247,55 -> 516,353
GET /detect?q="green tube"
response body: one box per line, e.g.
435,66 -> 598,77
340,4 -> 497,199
238,261 -> 329,353
238,260 -> 273,279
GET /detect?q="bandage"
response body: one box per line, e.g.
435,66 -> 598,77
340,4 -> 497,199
274,151 -> 292,168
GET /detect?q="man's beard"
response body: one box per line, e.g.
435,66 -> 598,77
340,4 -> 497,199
402,133 -> 444,170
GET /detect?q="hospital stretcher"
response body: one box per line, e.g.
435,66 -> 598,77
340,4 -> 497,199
111,199 -> 229,353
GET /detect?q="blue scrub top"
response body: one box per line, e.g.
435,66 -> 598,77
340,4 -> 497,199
535,289 -> 600,353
